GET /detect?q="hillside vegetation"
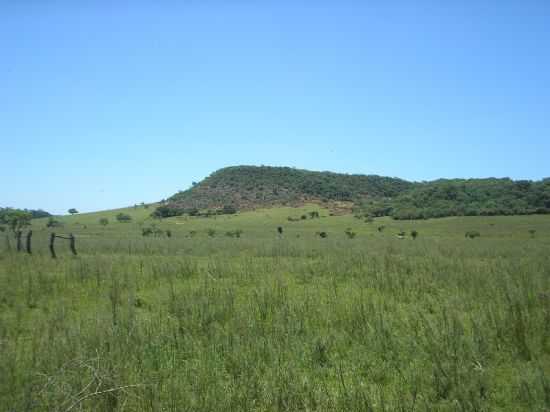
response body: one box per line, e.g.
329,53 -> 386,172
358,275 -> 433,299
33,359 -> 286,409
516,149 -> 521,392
157,166 -> 550,220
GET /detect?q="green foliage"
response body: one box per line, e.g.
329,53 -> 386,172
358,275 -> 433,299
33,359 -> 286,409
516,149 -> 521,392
411,229 -> 418,239
344,228 -> 356,239
528,229 -> 536,238
225,229 -> 243,238
99,218 -> 109,226
377,225 -> 385,232
207,228 -> 216,237
317,231 -> 328,238
465,230 -> 481,239
68,208 -> 78,215
167,165 -> 412,212
46,217 -> 63,228
116,213 -> 132,223
0,208 -> 32,232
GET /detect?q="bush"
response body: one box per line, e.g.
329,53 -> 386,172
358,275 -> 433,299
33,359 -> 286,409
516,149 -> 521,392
46,217 -> 63,228
465,230 -> 481,239
225,229 -> 243,238
411,230 -> 418,239
222,205 -> 237,215
318,231 -> 328,238
207,229 -> 216,237
377,225 -> 385,232
116,213 -> 132,223
344,228 -> 356,239
99,218 -> 109,226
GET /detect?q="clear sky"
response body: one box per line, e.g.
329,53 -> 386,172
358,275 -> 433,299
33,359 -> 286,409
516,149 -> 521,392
2,1 -> 549,214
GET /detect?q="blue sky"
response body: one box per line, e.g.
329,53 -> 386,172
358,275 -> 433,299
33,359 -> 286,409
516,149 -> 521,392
2,1 -> 549,214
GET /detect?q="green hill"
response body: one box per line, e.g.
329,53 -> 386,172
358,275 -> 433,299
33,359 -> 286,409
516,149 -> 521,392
156,166 -> 550,220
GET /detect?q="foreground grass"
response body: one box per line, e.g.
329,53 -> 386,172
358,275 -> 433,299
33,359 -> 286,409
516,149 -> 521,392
1,208 -> 549,411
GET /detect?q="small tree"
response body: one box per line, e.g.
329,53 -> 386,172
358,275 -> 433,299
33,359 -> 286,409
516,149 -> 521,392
99,218 -> 109,226
377,225 -> 385,232
345,228 -> 356,239
116,213 -> 132,223
46,217 -> 63,228
68,208 -> 78,215
277,226 -> 283,236
318,231 -> 328,238
411,230 -> 418,239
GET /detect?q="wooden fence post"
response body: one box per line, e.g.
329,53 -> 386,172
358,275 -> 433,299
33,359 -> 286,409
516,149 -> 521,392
49,233 -> 56,259
16,231 -> 22,252
26,231 -> 32,255
69,234 -> 77,256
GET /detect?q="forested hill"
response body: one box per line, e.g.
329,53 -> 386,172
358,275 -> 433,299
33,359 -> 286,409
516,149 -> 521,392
155,166 -> 550,219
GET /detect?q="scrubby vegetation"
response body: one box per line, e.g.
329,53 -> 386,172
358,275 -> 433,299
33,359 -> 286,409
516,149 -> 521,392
155,166 -> 550,221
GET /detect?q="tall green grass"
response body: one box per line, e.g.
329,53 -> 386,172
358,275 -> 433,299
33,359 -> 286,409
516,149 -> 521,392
1,208 -> 549,410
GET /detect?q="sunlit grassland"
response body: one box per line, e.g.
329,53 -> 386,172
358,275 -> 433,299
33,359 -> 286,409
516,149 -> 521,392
1,205 -> 549,411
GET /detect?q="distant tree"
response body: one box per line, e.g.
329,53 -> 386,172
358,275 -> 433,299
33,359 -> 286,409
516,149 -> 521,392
277,226 -> 283,235
68,208 -> 78,215
1,209 -> 32,233
411,230 -> 418,239
116,213 -> 132,223
222,205 -> 237,215
99,218 -> 109,226
528,229 -> 536,238
46,217 -> 63,228
377,225 -> 385,232
318,231 -> 328,238
465,230 -> 481,239
301,214 -> 307,220
166,230 -> 172,238
345,228 -> 356,239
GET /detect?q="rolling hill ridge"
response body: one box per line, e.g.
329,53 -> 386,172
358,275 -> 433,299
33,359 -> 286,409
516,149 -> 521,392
155,166 -> 550,220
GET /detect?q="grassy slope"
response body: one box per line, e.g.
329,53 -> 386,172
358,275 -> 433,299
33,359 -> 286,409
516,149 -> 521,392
1,205 -> 549,410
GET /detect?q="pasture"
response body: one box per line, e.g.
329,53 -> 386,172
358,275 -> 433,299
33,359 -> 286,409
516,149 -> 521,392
1,205 -> 549,411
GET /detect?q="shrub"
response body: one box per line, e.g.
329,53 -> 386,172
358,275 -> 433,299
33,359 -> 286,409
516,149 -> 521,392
225,229 -> 243,238
528,229 -> 536,238
411,230 -> 418,239
365,216 -> 374,224
207,228 -> 216,237
377,225 -> 385,232
277,226 -> 283,235
46,217 -> 63,228
465,230 -> 481,239
344,228 -> 356,239
318,231 -> 328,238
116,213 -> 132,223
99,218 -> 109,226
189,230 -> 197,238
222,205 -> 237,215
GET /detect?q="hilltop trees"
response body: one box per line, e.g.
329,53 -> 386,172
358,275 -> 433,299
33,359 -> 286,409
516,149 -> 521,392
68,208 -> 78,215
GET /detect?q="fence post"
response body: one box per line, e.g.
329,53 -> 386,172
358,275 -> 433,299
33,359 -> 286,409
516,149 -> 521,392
49,233 -> 56,259
69,234 -> 77,256
16,231 -> 22,252
26,231 -> 32,255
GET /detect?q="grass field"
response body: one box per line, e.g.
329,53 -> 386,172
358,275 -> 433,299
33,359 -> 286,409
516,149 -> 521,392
1,205 -> 549,411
